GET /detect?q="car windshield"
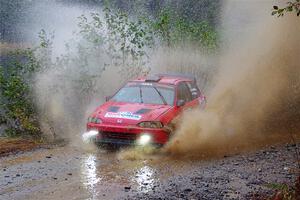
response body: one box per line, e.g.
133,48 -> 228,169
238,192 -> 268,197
111,85 -> 175,105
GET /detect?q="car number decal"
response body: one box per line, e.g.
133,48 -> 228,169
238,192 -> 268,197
104,112 -> 142,120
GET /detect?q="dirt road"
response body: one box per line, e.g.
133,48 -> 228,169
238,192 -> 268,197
0,143 -> 298,200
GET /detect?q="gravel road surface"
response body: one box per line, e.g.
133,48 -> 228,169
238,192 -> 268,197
0,143 -> 298,200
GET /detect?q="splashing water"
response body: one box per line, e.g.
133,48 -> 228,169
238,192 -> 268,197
163,2 -> 300,158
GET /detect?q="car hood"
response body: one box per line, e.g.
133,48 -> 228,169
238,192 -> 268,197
92,101 -> 172,125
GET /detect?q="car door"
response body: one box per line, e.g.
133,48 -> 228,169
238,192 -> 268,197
186,81 -> 206,109
176,81 -> 195,111
162,81 -> 201,133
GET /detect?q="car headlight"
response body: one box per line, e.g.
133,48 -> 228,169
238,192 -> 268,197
137,134 -> 152,145
88,117 -> 102,124
82,130 -> 99,143
138,121 -> 163,128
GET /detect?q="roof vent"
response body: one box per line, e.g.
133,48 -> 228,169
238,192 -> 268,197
145,75 -> 161,82
156,73 -> 196,81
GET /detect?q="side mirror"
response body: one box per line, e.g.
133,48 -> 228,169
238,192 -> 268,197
191,88 -> 199,99
105,96 -> 112,102
176,99 -> 185,107
190,88 -> 198,93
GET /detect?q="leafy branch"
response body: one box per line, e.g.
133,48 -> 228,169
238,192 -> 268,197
272,0 -> 300,17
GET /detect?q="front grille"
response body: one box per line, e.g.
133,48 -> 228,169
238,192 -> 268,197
101,132 -> 137,140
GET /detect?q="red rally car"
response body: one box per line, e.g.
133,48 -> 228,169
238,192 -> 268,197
86,73 -> 206,146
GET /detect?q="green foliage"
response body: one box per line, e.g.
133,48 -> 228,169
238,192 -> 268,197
143,8 -> 218,51
148,8 -> 172,46
38,29 -> 54,49
102,0 -> 219,51
272,0 -> 300,17
103,7 -> 150,63
106,0 -> 221,27
77,7 -> 152,79
0,49 -> 41,137
266,182 -> 297,200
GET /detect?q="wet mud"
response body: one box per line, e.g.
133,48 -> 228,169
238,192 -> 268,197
0,139 -> 40,157
0,143 -> 298,200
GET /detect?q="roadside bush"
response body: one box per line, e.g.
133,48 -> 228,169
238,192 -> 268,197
0,49 -> 41,137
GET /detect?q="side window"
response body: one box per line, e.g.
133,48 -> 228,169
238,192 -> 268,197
177,82 -> 193,103
186,81 -> 200,100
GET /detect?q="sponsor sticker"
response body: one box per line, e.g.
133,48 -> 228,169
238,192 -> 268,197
141,83 -> 153,86
104,112 -> 142,120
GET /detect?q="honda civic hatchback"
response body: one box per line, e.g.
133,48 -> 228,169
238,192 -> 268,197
85,73 -> 206,146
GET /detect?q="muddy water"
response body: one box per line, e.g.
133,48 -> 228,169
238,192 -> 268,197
1,143 -> 298,199
0,146 -> 195,200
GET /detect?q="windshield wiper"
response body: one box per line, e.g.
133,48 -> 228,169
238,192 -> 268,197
153,87 -> 167,105
139,86 -> 143,103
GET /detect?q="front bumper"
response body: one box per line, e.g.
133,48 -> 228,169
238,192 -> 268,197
87,123 -> 169,145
